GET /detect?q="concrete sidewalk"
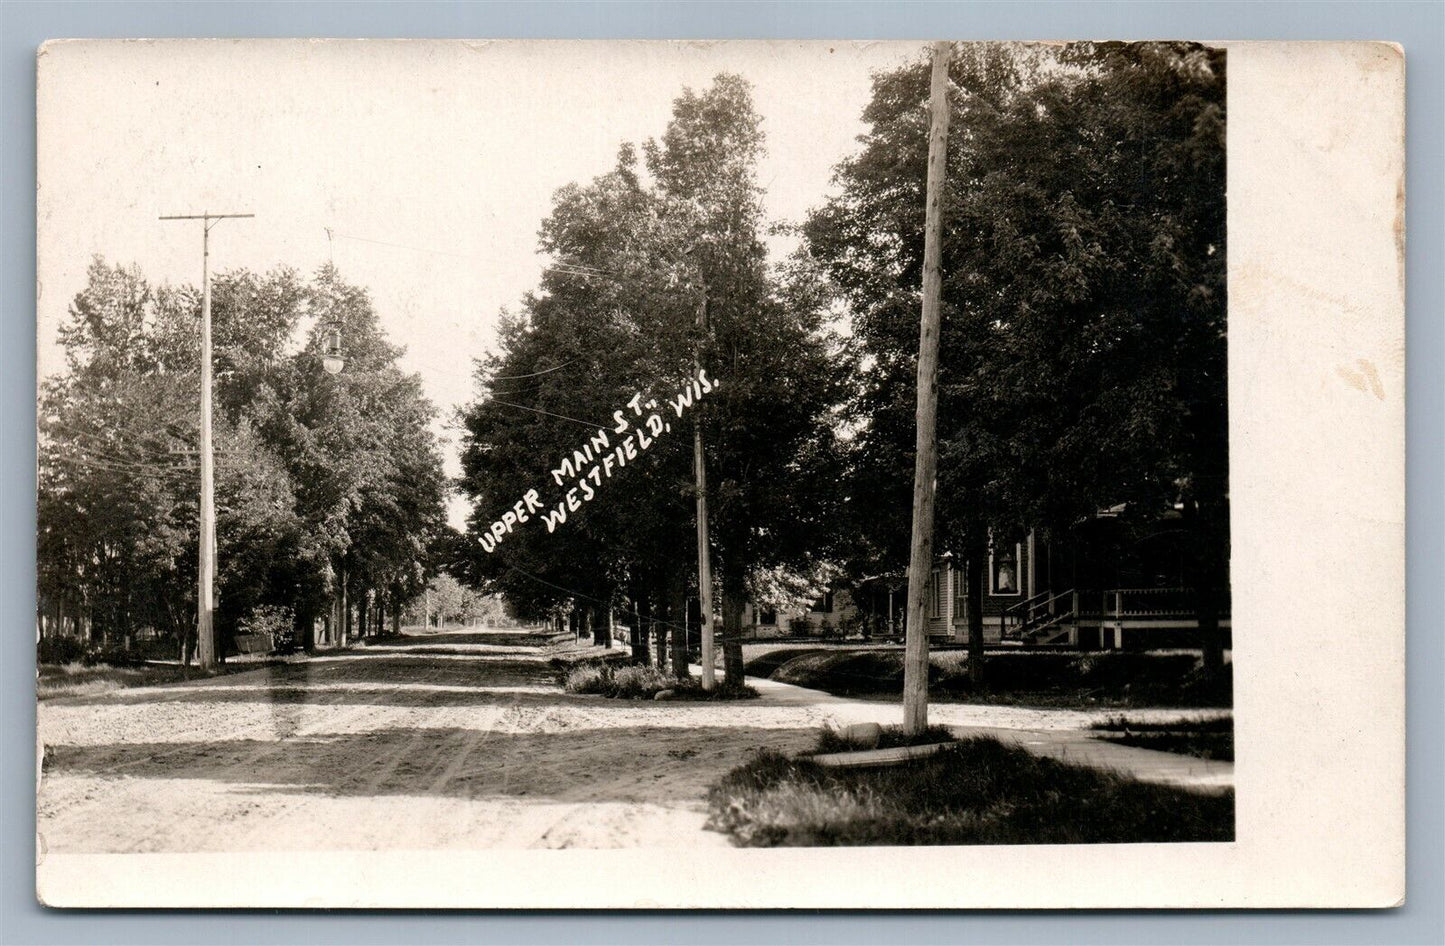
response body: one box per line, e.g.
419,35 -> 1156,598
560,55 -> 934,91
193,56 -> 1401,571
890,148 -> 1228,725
741,673 -> 1233,793
961,725 -> 1233,793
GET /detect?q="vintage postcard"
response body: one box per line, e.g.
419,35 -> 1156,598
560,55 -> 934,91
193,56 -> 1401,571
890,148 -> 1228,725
34,39 -> 1404,908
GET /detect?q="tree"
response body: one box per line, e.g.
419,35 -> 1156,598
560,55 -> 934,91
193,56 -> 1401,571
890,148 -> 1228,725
805,42 -> 1228,672
38,260 -> 308,658
457,76 -> 850,684
254,265 -> 447,649
38,258 -> 447,660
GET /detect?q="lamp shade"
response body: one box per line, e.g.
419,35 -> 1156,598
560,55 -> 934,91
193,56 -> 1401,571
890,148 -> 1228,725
321,324 -> 344,374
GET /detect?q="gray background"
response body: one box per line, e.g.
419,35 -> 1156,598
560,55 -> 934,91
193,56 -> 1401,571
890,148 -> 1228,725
2,2 -> 1440,944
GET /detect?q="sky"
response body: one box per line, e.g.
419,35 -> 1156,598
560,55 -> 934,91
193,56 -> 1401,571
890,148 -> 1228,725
36,39 -> 926,529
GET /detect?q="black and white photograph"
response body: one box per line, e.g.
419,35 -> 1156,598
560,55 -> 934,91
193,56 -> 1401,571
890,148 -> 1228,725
32,38 -> 1404,909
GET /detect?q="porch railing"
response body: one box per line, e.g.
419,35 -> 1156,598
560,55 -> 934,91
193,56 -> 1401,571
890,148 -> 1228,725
1003,586 -> 1228,644
1001,588 -> 1077,640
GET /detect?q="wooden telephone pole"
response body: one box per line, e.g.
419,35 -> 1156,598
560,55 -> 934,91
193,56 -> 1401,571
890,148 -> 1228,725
160,211 -> 253,669
903,43 -> 952,734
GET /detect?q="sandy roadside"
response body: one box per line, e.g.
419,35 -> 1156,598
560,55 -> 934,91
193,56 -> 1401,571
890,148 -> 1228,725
37,630 -> 1231,854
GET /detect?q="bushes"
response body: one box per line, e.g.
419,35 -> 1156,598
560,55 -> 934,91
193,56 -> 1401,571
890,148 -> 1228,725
611,665 -> 675,699
563,662 -> 673,699
37,636 -> 149,668
562,661 -> 759,701
37,636 -> 85,666
563,663 -> 609,694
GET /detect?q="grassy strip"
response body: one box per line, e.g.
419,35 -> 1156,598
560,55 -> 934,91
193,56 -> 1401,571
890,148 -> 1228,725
814,724 -> 957,754
706,735 -> 1234,846
750,649 -> 1231,708
1092,719 -> 1231,762
562,662 -> 759,701
1090,714 -> 1233,732
1096,732 -> 1233,762
37,659 -> 281,700
1090,715 -> 1234,761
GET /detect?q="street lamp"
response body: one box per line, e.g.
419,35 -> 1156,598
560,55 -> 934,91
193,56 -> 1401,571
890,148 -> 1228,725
321,322 -> 345,375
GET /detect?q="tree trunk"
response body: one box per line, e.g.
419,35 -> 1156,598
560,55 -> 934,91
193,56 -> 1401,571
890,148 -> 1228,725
358,589 -> 369,640
1187,490 -> 1229,677
720,568 -> 747,687
967,544 -> 986,686
592,600 -> 611,649
297,603 -> 315,653
670,571 -> 691,681
652,582 -> 669,672
632,592 -> 651,665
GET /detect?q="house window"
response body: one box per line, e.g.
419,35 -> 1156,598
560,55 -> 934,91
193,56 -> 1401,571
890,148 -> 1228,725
930,570 -> 942,617
989,543 -> 1022,596
811,591 -> 834,613
758,608 -> 777,626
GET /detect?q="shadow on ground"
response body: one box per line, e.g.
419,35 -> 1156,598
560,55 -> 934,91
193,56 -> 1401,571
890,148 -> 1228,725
41,724 -> 817,806
53,655 -> 691,709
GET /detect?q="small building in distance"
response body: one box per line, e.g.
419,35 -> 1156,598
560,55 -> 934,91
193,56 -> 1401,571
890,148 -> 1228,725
742,588 -> 861,639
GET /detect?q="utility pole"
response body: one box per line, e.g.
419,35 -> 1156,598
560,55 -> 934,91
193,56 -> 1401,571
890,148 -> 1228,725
903,42 -> 952,734
160,212 -> 253,670
694,286 -> 716,690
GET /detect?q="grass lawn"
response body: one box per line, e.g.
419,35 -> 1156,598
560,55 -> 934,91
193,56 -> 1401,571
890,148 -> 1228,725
1091,715 -> 1235,761
706,734 -> 1234,846
745,647 -> 1232,708
814,723 -> 957,753
37,659 -> 283,700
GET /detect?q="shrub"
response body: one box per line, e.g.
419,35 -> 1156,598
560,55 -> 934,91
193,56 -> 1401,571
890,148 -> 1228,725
37,636 -> 85,666
563,663 -> 609,694
789,615 -> 814,638
836,614 -> 864,639
609,664 -> 673,699
562,660 -> 760,701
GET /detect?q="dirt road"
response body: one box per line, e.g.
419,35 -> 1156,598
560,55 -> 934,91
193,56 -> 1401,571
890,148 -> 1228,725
38,629 -> 847,853
38,628 -> 1231,854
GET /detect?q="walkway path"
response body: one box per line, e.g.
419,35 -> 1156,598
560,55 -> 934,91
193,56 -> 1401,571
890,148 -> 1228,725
742,674 -> 1233,792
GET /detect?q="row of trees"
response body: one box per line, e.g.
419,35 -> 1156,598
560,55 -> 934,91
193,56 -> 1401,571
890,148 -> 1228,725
807,42 -> 1228,671
38,261 -> 449,660
457,41 -> 1228,675
404,573 -> 512,629
457,74 -> 849,682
